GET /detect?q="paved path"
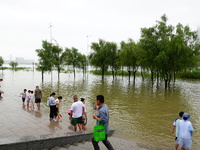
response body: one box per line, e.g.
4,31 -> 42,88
0,95 -> 72,139
0,95 -> 150,150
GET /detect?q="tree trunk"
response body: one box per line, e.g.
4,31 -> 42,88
42,70 -> 44,82
112,68 -> 114,80
141,69 -> 144,81
133,70 -> 137,84
128,71 -> 131,81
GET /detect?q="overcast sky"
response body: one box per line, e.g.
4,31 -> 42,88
0,0 -> 200,61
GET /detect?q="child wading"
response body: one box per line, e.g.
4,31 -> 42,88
20,89 -> 27,107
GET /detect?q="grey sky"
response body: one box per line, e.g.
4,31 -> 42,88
0,0 -> 200,61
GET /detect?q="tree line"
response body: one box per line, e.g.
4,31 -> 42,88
1,14 -> 199,88
35,15 -> 200,88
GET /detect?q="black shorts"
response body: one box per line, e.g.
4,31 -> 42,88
35,98 -> 41,103
22,98 -> 25,102
72,117 -> 83,126
175,137 -> 178,141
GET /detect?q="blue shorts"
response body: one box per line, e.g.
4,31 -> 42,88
176,137 -> 192,149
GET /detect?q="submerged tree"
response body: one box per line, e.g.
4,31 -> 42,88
63,47 -> 80,78
0,56 -> 4,70
140,14 -> 200,88
119,39 -> 139,82
36,40 -> 54,81
89,39 -> 108,79
9,61 -> 18,70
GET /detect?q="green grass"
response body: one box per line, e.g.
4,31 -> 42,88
178,70 -> 200,79
1,67 -> 30,71
90,70 -> 151,77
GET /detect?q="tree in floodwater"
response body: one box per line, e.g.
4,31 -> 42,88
119,39 -> 139,82
36,40 -> 54,81
51,44 -> 64,81
140,14 -> 200,88
63,47 -> 80,78
77,53 -> 88,76
0,56 -> 4,70
89,39 -> 109,79
9,61 -> 18,70
106,41 -> 119,80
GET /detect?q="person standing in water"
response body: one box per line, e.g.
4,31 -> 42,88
171,111 -> 184,150
20,89 -> 27,107
34,86 -> 42,110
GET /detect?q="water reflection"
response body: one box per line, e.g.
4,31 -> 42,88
2,70 -> 200,150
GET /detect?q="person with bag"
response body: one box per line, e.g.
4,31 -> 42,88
92,95 -> 114,150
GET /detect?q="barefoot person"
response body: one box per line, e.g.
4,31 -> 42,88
70,95 -> 84,132
20,89 -> 27,107
171,111 -> 184,150
34,86 -> 42,110
177,113 -> 194,150
92,95 -> 114,150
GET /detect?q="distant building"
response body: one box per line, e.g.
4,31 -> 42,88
15,57 -> 34,64
4,57 -> 34,64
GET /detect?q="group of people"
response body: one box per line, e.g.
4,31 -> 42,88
171,111 -> 194,150
19,85 -> 114,150
49,94 -> 114,150
20,86 -> 42,110
48,92 -> 62,121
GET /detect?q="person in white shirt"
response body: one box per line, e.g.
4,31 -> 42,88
171,111 -> 184,150
30,91 -> 35,110
177,113 -> 194,150
70,95 -> 84,132
26,90 -> 31,108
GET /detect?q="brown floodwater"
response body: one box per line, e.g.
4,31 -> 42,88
1,69 -> 200,149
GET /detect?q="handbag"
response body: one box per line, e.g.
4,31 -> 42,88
93,120 -> 106,142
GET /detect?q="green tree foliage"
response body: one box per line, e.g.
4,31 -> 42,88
89,39 -> 109,79
36,41 -> 54,80
51,44 -> 64,80
0,56 -> 4,69
77,53 -> 88,75
63,47 -> 80,78
139,14 -> 200,88
119,39 -> 139,82
9,61 -> 18,69
106,41 -> 119,79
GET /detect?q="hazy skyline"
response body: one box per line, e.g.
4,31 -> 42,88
1,0 -> 200,61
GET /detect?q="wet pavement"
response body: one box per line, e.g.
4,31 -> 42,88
0,94 -> 72,141
0,95 -> 149,150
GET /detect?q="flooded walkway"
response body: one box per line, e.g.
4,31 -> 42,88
0,94 -> 72,140
0,94 -> 148,150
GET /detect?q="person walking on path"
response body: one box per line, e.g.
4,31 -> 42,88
70,95 -> 84,132
171,111 -> 184,150
20,89 -> 27,107
0,79 -> 4,98
81,98 -> 87,131
49,92 -> 57,121
92,95 -> 114,150
34,86 -> 42,110
176,113 -> 194,150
